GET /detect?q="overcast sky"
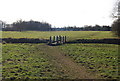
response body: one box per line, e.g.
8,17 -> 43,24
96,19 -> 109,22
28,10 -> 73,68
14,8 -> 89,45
0,0 -> 116,27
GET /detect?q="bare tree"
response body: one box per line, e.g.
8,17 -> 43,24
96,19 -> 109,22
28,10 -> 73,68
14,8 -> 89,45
112,0 -> 120,18
112,19 -> 120,37
112,0 -> 120,37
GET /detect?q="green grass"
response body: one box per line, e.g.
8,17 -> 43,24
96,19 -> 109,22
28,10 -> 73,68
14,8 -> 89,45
2,43 -> 66,79
0,43 -> 2,80
2,31 -> 118,41
58,44 -> 119,79
2,31 -> 119,79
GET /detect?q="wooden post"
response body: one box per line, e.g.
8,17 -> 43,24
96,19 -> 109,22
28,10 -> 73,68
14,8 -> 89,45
56,36 -> 59,44
58,35 -> 60,43
59,35 -> 62,44
62,36 -> 65,44
61,36 -> 64,44
53,36 -> 55,43
49,36 -> 52,45
65,36 -> 67,43
55,36 -> 57,44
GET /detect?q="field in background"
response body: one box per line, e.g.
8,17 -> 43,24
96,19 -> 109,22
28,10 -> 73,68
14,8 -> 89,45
2,31 -> 118,41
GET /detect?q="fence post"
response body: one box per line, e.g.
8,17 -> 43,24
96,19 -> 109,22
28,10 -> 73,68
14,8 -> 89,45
59,35 -> 62,44
53,36 -> 55,43
49,36 -> 52,45
62,36 -> 65,44
56,36 -> 59,44
61,36 -> 63,44
65,36 -> 66,43
58,35 -> 60,43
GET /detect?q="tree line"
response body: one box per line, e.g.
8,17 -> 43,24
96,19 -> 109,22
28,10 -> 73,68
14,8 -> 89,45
2,20 -> 111,31
55,25 -> 111,31
3,20 -> 51,31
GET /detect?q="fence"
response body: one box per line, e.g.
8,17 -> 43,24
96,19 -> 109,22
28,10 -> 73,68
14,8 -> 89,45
48,36 -> 67,45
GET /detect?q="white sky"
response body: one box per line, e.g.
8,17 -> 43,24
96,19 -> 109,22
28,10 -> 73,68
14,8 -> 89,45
0,0 -> 116,27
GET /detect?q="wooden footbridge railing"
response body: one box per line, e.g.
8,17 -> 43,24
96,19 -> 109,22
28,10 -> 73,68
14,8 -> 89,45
48,36 -> 67,46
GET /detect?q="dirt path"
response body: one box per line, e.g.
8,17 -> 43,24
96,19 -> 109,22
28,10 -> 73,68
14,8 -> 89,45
38,44 -> 97,79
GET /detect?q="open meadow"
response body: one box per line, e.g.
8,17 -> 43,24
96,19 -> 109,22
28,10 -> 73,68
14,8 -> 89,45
2,31 -> 118,40
2,31 -> 119,80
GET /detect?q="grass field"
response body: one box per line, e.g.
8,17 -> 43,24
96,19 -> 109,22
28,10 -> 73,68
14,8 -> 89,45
58,44 -> 119,79
0,43 -> 2,80
2,31 -> 119,79
2,31 -> 118,41
2,43 -> 68,79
